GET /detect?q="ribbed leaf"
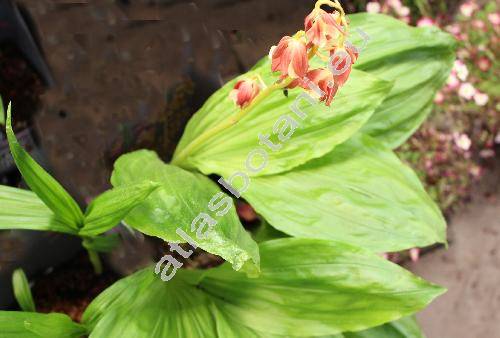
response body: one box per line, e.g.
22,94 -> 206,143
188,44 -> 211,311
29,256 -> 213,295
334,316 -> 425,338
80,181 -> 160,236
243,135 -> 446,253
6,104 -> 83,229
0,97 -> 5,125
349,13 -> 456,148
82,238 -> 443,337
172,67 -> 391,177
0,185 -> 76,234
0,311 -> 87,338
111,150 -> 260,272
12,269 -> 36,312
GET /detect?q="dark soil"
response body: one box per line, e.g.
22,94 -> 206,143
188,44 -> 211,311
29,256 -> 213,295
30,251 -> 118,322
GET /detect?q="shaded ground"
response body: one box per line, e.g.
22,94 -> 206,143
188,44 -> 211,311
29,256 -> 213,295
407,164 -> 500,337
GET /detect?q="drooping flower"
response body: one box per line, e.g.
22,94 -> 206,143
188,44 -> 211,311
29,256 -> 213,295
296,68 -> 337,106
366,2 -> 381,14
329,43 -> 359,88
458,82 -> 476,100
230,78 -> 261,108
269,36 -> 308,79
488,13 -> 500,26
473,92 -> 489,106
304,7 -> 345,49
417,17 -> 435,27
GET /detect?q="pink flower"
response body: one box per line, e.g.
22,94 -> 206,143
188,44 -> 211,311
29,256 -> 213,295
434,91 -> 444,104
230,78 -> 261,108
270,36 -> 308,79
366,2 -> 381,13
304,7 -> 345,49
387,0 -> 402,10
460,2 -> 477,17
477,56 -> 491,71
329,44 -> 359,86
409,248 -> 420,262
458,82 -> 476,100
473,92 -> 489,106
396,6 -> 410,17
454,133 -> 471,151
446,74 -> 460,90
446,24 -> 460,35
472,19 -> 486,30
417,17 -> 435,27
453,60 -> 468,81
488,13 -> 500,26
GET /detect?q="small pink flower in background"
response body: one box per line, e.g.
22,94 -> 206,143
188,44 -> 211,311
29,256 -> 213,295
366,2 -> 381,14
453,60 -> 469,81
417,17 -> 435,27
270,36 -> 308,79
477,56 -> 491,71
409,248 -> 420,262
488,12 -> 500,26
495,133 -> 500,144
446,24 -> 460,35
473,92 -> 489,106
396,6 -> 410,17
472,19 -> 485,30
230,78 -> 261,108
387,0 -> 402,10
434,91 -> 444,104
454,133 -> 472,151
460,1 -> 477,17
458,82 -> 476,100
469,166 -> 482,178
480,149 -> 495,158
446,73 -> 460,90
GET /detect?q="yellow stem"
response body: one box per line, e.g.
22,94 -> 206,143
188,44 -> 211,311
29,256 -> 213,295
172,78 -> 293,166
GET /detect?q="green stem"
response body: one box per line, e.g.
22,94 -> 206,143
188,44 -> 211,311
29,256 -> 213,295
87,249 -> 103,275
171,78 -> 292,166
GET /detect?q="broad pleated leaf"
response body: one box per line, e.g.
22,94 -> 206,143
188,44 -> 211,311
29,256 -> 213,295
173,67 -> 391,177
348,13 -> 456,148
6,104 -> 83,229
0,311 -> 87,338
12,269 -> 36,312
111,150 -> 259,272
82,238 -> 443,337
333,316 -> 425,338
243,135 -> 446,252
0,185 -> 76,234
80,181 -> 160,236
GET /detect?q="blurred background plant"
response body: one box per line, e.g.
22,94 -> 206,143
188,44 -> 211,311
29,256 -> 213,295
349,0 -> 499,217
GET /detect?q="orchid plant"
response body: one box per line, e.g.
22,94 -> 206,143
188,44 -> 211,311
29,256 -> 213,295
0,0 -> 456,337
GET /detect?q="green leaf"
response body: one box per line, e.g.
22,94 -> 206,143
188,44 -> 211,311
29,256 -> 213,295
111,150 -> 260,272
6,104 -> 83,229
0,311 -> 87,338
0,97 -> 5,126
12,269 -> 36,312
243,135 -> 446,253
335,316 -> 425,338
173,66 -> 391,177
82,238 -> 443,337
79,181 -> 160,236
348,13 -> 456,148
82,234 -> 120,253
0,185 -> 77,234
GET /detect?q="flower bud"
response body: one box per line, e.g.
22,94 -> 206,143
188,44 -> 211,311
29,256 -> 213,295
230,78 -> 261,108
269,36 -> 308,79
